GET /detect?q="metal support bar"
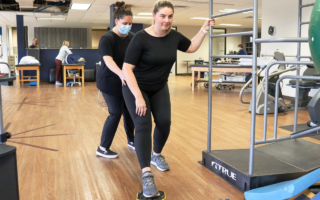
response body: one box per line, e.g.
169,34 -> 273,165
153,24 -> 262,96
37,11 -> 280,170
295,0 -> 302,133
211,55 -> 252,58
0,86 -> 3,144
300,3 -> 314,8
300,21 -> 310,25
274,75 -> 320,139
291,126 -> 320,139
211,7 -> 253,18
262,61 -> 314,141
261,54 -> 312,58
255,136 -> 291,145
255,38 -> 308,43
207,0 -> 213,153
211,31 -> 253,38
248,0 -> 258,176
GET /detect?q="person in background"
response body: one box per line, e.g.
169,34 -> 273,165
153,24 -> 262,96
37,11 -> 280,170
29,38 -> 39,49
95,1 -> 135,159
55,40 -> 72,86
237,44 -> 251,82
237,44 -> 247,55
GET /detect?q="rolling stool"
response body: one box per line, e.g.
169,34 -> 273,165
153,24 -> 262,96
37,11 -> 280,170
68,70 -> 81,87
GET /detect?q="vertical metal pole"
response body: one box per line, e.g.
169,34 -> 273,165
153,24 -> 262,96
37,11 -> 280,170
263,72 -> 269,140
294,0 -> 302,132
249,0 -> 258,175
0,86 -> 4,144
207,0 -> 213,153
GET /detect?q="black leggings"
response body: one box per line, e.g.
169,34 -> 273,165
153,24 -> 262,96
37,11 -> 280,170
122,84 -> 171,169
100,92 -> 134,149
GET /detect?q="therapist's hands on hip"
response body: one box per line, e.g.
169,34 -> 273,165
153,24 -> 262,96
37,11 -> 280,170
135,95 -> 147,117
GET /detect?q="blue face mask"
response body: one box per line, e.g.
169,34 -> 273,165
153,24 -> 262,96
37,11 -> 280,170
118,25 -> 132,35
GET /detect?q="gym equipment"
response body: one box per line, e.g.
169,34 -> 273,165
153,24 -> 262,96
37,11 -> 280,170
288,64 -> 319,107
240,50 -> 295,114
136,191 -> 166,200
309,0 -> 320,74
202,0 -> 320,193
244,168 -> 320,200
0,62 -> 19,200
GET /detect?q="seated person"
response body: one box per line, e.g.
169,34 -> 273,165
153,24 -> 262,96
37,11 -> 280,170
237,44 -> 247,55
29,38 -> 39,49
64,54 -> 85,64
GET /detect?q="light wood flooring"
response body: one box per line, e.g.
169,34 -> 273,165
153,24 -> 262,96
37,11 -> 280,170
2,76 -> 318,200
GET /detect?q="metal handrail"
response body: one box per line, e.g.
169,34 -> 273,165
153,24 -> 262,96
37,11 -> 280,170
300,3 -> 314,8
211,31 -> 253,38
211,55 -> 252,58
255,37 -> 308,43
262,61 -> 314,141
273,75 -> 320,139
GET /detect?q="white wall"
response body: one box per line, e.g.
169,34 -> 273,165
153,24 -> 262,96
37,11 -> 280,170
261,0 -> 315,97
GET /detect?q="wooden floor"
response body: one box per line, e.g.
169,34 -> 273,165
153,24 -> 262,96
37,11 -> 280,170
2,76 -> 319,200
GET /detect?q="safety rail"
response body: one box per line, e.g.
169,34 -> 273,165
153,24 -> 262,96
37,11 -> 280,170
273,75 -> 320,139
300,21 -> 310,25
210,55 -> 252,58
255,38 -> 308,43
207,0 -> 315,176
300,3 -> 315,8
211,7 -> 253,18
211,31 -> 253,38
262,61 -> 315,141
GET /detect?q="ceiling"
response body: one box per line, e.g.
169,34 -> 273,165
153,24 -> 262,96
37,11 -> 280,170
0,0 -> 263,28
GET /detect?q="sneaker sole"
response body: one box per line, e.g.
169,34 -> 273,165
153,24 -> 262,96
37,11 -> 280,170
150,161 -> 170,171
96,151 -> 118,158
127,144 -> 135,150
143,192 -> 160,198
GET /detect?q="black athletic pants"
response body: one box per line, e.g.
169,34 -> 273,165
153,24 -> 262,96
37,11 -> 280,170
122,84 -> 171,169
99,92 -> 134,149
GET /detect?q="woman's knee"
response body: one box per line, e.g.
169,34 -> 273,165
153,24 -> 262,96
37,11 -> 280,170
155,118 -> 171,132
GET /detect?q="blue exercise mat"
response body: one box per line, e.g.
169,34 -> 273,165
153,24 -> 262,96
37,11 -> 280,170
30,81 -> 37,86
245,168 -> 320,200
313,192 -> 320,200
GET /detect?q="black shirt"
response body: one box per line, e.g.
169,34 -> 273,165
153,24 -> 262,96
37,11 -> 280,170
97,31 -> 135,97
124,29 -> 191,93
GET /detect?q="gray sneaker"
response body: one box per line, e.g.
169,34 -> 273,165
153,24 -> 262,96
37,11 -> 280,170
142,171 -> 159,198
151,153 -> 170,171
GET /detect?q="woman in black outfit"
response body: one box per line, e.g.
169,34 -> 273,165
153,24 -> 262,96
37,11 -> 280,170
96,1 -> 135,159
122,0 -> 215,197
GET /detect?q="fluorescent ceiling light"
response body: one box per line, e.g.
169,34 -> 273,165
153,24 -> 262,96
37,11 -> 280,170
133,16 -> 153,19
220,24 -> 241,26
137,13 -> 152,15
37,18 -> 66,20
71,3 -> 91,10
190,17 -> 218,20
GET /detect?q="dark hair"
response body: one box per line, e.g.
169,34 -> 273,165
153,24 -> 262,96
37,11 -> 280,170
238,44 -> 244,48
153,0 -> 174,14
114,1 -> 132,20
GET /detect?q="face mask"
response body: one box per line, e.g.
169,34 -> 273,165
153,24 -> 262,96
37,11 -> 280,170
118,25 -> 132,35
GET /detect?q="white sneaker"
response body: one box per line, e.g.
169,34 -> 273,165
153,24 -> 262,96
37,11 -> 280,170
55,82 -> 63,86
